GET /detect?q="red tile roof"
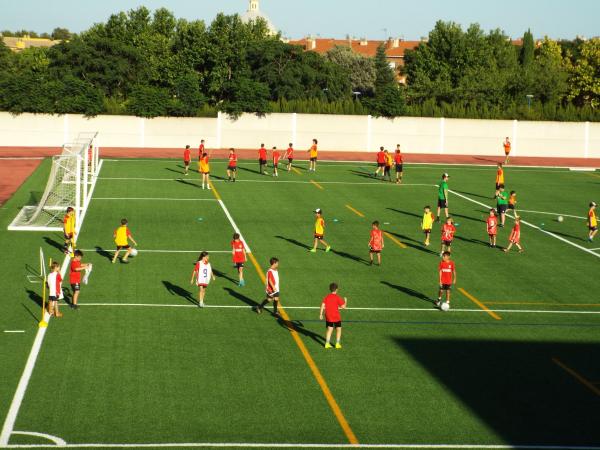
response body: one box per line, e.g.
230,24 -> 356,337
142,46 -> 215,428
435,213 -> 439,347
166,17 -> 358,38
288,38 -> 421,60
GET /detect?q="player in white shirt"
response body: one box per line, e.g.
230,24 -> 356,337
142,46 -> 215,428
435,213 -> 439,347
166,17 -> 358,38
46,261 -> 64,317
190,251 -> 216,308
255,257 -> 280,317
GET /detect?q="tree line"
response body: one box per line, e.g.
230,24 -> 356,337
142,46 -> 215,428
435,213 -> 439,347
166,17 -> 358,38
0,8 -> 598,121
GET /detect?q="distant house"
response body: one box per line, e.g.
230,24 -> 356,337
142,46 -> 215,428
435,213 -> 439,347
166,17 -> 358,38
2,35 -> 61,52
287,37 -> 421,84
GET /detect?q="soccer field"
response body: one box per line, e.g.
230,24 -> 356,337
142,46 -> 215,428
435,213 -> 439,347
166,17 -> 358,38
1,157 -> 600,449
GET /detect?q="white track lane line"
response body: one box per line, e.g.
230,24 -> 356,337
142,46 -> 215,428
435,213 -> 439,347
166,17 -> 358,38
448,189 -> 600,260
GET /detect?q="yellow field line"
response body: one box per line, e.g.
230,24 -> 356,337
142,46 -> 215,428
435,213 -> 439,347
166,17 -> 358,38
310,180 -> 324,190
208,180 -> 221,200
458,288 -> 502,320
345,204 -> 365,218
210,181 -> 358,445
292,167 -> 302,175
486,301 -> 600,307
552,357 -> 600,397
585,172 -> 600,180
383,231 -> 407,249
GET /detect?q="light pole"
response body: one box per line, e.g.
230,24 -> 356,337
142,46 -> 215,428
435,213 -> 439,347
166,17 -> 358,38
353,91 -> 362,101
526,94 -> 533,110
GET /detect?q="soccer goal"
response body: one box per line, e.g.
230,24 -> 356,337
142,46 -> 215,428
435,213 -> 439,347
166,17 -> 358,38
8,132 -> 100,232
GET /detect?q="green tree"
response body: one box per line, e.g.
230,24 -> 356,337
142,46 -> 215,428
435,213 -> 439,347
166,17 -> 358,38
568,38 -> 600,108
51,27 -> 72,40
325,45 -> 376,95
520,29 -> 535,67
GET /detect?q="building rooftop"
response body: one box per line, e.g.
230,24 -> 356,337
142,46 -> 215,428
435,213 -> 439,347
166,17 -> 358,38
240,0 -> 277,36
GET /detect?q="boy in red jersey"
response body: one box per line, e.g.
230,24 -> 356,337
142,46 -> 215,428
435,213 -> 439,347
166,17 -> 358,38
183,145 -> 191,175
368,221 -> 384,265
436,252 -> 456,310
198,139 -> 205,172
255,257 -> 280,316
227,148 -> 238,182
486,209 -> 498,247
319,282 -> 347,349
284,143 -> 294,172
258,144 -> 268,175
272,147 -> 280,177
394,145 -> 403,184
440,217 -> 456,257
231,233 -> 246,286
374,147 -> 386,178
70,250 -> 91,310
503,216 -> 524,253
46,261 -> 64,318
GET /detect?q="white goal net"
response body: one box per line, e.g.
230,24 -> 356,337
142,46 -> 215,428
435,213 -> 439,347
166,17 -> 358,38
8,132 -> 100,232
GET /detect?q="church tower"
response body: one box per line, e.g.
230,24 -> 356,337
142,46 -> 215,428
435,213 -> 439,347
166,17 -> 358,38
249,0 -> 259,12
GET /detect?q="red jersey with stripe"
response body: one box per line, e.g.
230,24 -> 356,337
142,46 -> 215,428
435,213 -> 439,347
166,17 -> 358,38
439,260 -> 455,285
394,153 -> 403,164
259,148 -> 267,160
47,272 -> 62,297
183,148 -> 191,162
441,224 -> 456,242
231,240 -> 246,263
369,229 -> 383,251
266,269 -> 279,293
509,222 -> 521,243
285,147 -> 294,159
198,144 -> 205,159
377,151 -> 386,164
228,153 -> 237,167
70,260 -> 82,284
273,151 -> 281,164
487,216 -> 498,235
322,293 -> 345,322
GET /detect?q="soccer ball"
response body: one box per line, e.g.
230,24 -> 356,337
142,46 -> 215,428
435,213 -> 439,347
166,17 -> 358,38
129,248 -> 138,257
557,216 -> 564,223
441,302 -> 450,312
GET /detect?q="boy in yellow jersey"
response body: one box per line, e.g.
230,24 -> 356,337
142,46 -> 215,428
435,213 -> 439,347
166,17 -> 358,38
494,163 -> 504,197
200,152 -> 211,190
421,205 -> 435,246
588,202 -> 598,242
384,150 -> 393,182
112,218 -> 138,264
63,207 -> 76,255
310,208 -> 331,253
308,139 -> 318,172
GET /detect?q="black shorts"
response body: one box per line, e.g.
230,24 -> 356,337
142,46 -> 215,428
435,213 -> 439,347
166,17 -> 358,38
71,283 -> 80,292
439,284 -> 452,291
235,262 -> 244,269
423,229 -> 431,234
184,160 -> 190,166
288,158 -> 293,163
369,247 -> 381,253
438,199 -> 447,208
310,157 -> 317,162
259,159 -> 267,165
266,291 -> 279,299
64,233 -> 73,240
314,234 -> 324,240
116,245 -> 130,250
590,226 -> 598,232
508,204 -> 515,210
496,183 -> 502,190
326,321 -> 342,328
49,295 -> 58,301
227,165 -> 237,172
273,163 -> 279,168
443,240 -> 452,247
395,164 -> 403,173
377,162 -> 385,168
497,204 -> 508,214
384,166 -> 391,174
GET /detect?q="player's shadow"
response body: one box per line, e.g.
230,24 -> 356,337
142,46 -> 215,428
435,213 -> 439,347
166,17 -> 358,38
165,167 -> 184,175
544,230 -> 588,242
223,287 -> 260,308
274,235 -> 312,250
330,248 -> 369,265
21,303 -> 39,323
176,179 -> 201,188
350,170 -> 379,180
277,317 -> 326,346
25,288 -> 43,307
454,235 -> 490,247
386,207 -> 422,219
380,282 -> 434,305
238,166 -> 262,175
162,281 -> 196,305
213,269 -> 238,285
452,212 -> 483,223
452,189 -> 491,200
384,230 -> 438,256
43,237 -> 64,252
94,246 -> 113,263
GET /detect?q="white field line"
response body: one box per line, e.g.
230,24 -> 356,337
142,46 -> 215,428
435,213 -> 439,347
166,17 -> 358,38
3,331 -> 26,333
79,249 -> 231,254
10,431 -> 66,446
73,303 -> 600,315
448,189 -> 600,260
216,199 -> 251,253
4,442 -> 600,449
93,197 -> 217,201
515,209 -> 586,220
0,160 -> 104,447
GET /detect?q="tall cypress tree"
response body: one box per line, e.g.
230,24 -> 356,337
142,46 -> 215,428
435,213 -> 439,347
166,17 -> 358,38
520,29 -> 535,67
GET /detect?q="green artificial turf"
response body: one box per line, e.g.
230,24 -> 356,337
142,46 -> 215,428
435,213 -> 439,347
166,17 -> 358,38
1,158 -> 599,448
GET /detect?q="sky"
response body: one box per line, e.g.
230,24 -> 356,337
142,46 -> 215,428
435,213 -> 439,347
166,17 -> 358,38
1,0 -> 599,40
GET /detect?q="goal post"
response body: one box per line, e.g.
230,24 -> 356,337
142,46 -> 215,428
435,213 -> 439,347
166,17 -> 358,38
8,132 -> 100,232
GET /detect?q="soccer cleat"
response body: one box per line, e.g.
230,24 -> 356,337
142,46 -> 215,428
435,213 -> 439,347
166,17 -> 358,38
198,301 -> 205,308
324,343 -> 332,349
335,343 -> 342,349
434,300 -> 441,308
325,246 -> 331,252
207,185 -> 211,190
309,248 -> 317,253
239,279 -> 245,287
254,305 -> 262,314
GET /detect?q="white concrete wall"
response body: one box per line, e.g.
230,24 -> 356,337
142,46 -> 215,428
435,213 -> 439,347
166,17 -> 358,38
0,111 -> 598,159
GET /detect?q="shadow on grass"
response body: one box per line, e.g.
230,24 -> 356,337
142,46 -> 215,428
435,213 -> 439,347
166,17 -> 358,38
330,248 -> 369,265
381,281 -> 434,305
454,235 -> 491,248
452,212 -> 485,224
176,178 -> 201,188
94,246 -> 113,263
275,235 -> 311,251
223,287 -> 260,308
43,237 -> 64,252
213,269 -> 238,285
385,230 -> 438,256
238,166 -> 263,175
165,167 -> 184,175
162,281 -> 196,305
21,303 -> 39,324
25,289 -> 43,307
350,169 -> 379,181
451,189 -> 492,200
277,317 -> 326,346
387,207 -> 422,220
543,229 -> 588,242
